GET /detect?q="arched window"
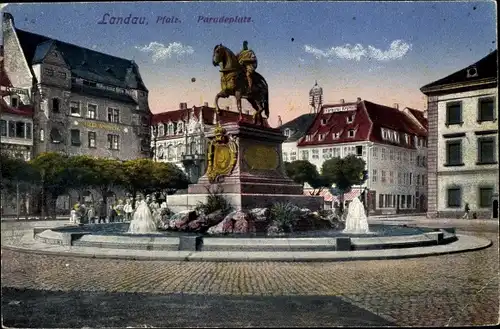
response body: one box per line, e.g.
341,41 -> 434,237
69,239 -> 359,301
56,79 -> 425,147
40,128 -> 45,142
50,128 -> 62,143
177,121 -> 184,134
168,123 -> 174,135
158,124 -> 164,136
190,141 -> 197,154
284,128 -> 292,137
167,144 -> 174,160
157,145 -> 164,159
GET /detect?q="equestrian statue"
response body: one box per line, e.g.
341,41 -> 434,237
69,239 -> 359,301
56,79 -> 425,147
212,41 -> 269,126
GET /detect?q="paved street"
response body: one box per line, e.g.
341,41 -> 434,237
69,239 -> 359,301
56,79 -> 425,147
1,219 -> 499,327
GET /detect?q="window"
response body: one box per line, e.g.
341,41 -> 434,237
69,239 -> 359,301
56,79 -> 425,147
356,146 -> 363,156
347,115 -> 354,123
417,175 -> 420,186
389,171 -> 394,184
178,122 -> 184,134
446,140 -> 462,166
301,150 -> 309,160
168,123 -> 174,135
40,128 -> 45,142
421,175 -> 425,186
70,101 -> 80,116
381,170 -> 386,183
8,121 -> 15,137
58,72 -> 67,79
332,132 -> 340,139
23,122 -> 30,139
322,148 -> 332,159
478,138 -> 496,164
447,187 -> 461,208
88,132 -> 96,148
52,98 -> 60,113
422,156 -> 427,167
50,128 -> 62,143
283,152 -> 288,162
389,149 -> 394,160
479,187 -> 493,208
372,147 -> 378,159
290,151 -> 297,161
397,151 -> 401,161
11,96 -> 19,108
318,133 -> 325,141
446,102 -> 462,125
409,173 -> 412,185
44,68 -> 54,76
0,120 -> 6,137
379,194 -> 384,208
158,124 -> 165,136
305,135 -> 312,142
478,98 -> 495,122
107,134 -> 120,150
416,155 -> 421,166
87,104 -> 97,119
348,129 -> 355,138
398,172 -> 402,185
372,169 -> 377,182
312,149 -> 319,159
321,118 -> 327,125
381,148 -> 386,160
332,147 -> 340,158
83,80 -> 97,87
168,145 -> 175,160
107,108 -> 120,123
70,129 -> 81,146
15,122 -> 25,138
401,195 -> 406,208
157,145 -> 165,159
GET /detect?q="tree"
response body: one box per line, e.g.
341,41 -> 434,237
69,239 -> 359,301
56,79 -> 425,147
122,158 -> 159,199
91,158 -> 126,208
30,152 -> 73,219
285,160 -> 332,195
284,160 -> 319,187
321,154 -> 367,208
153,162 -> 189,198
66,155 -> 100,201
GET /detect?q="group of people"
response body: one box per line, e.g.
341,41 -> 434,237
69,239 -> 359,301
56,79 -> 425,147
69,194 -> 170,226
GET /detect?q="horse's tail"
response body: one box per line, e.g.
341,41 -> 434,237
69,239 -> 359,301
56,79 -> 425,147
255,72 -> 269,118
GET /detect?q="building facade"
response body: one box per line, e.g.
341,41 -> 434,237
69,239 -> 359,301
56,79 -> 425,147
421,50 -> 498,219
151,103 -> 266,183
2,12 -> 152,213
1,47 -> 35,216
287,98 -> 428,214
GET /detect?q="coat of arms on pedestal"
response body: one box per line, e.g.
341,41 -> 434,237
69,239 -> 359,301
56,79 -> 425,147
205,124 -> 238,183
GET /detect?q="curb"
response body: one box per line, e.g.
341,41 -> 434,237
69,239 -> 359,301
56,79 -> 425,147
1,235 -> 492,262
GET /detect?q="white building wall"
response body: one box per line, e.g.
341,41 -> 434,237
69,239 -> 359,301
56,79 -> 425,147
436,87 -> 498,216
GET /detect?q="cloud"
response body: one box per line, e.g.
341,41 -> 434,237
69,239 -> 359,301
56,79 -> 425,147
304,40 -> 411,61
135,41 -> 194,62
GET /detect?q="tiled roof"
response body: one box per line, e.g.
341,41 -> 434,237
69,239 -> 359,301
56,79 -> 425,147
421,50 -> 497,92
70,85 -> 137,105
152,106 -> 269,127
406,107 -> 428,129
0,98 -> 33,117
298,102 -> 371,147
298,100 -> 427,149
15,28 -> 148,91
279,113 -> 316,142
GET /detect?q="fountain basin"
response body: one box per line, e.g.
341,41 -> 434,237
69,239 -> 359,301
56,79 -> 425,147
34,223 -> 457,252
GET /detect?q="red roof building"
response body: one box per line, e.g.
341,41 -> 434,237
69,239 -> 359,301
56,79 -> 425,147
293,99 -> 428,215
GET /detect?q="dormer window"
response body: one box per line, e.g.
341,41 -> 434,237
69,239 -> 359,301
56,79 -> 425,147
333,132 -> 340,139
467,66 -> 478,78
348,129 -> 355,138
10,96 -> 19,108
321,118 -> 327,125
347,114 -> 354,124
318,133 -> 325,141
381,128 -> 386,140
158,124 -> 165,136
305,135 -> 312,142
177,121 -> 184,134
284,128 -> 292,137
167,123 -> 174,135
404,134 -> 410,144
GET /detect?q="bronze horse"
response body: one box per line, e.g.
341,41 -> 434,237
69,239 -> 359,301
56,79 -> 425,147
212,44 -> 269,125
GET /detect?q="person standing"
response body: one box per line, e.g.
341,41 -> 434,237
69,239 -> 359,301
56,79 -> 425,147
462,203 -> 470,219
97,199 -> 107,224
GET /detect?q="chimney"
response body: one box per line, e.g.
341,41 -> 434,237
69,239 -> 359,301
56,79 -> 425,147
203,102 -> 208,107
393,103 -> 399,110
340,99 -> 345,104
179,102 -> 184,110
357,97 -> 362,102
278,115 -> 282,127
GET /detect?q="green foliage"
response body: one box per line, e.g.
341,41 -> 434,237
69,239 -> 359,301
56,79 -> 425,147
269,202 -> 300,233
153,162 -> 190,195
30,152 -> 72,196
321,155 -> 367,193
194,185 -> 232,216
0,152 -> 39,195
285,160 -> 332,195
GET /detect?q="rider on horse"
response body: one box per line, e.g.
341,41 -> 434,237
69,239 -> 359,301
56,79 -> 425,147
236,41 -> 258,92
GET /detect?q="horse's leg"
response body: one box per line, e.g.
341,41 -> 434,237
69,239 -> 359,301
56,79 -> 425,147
235,90 -> 243,122
215,91 -> 227,121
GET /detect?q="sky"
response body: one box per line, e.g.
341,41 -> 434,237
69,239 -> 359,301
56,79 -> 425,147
1,1 -> 497,127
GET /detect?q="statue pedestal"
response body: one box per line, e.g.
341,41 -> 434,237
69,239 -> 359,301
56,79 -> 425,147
180,122 -> 323,211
